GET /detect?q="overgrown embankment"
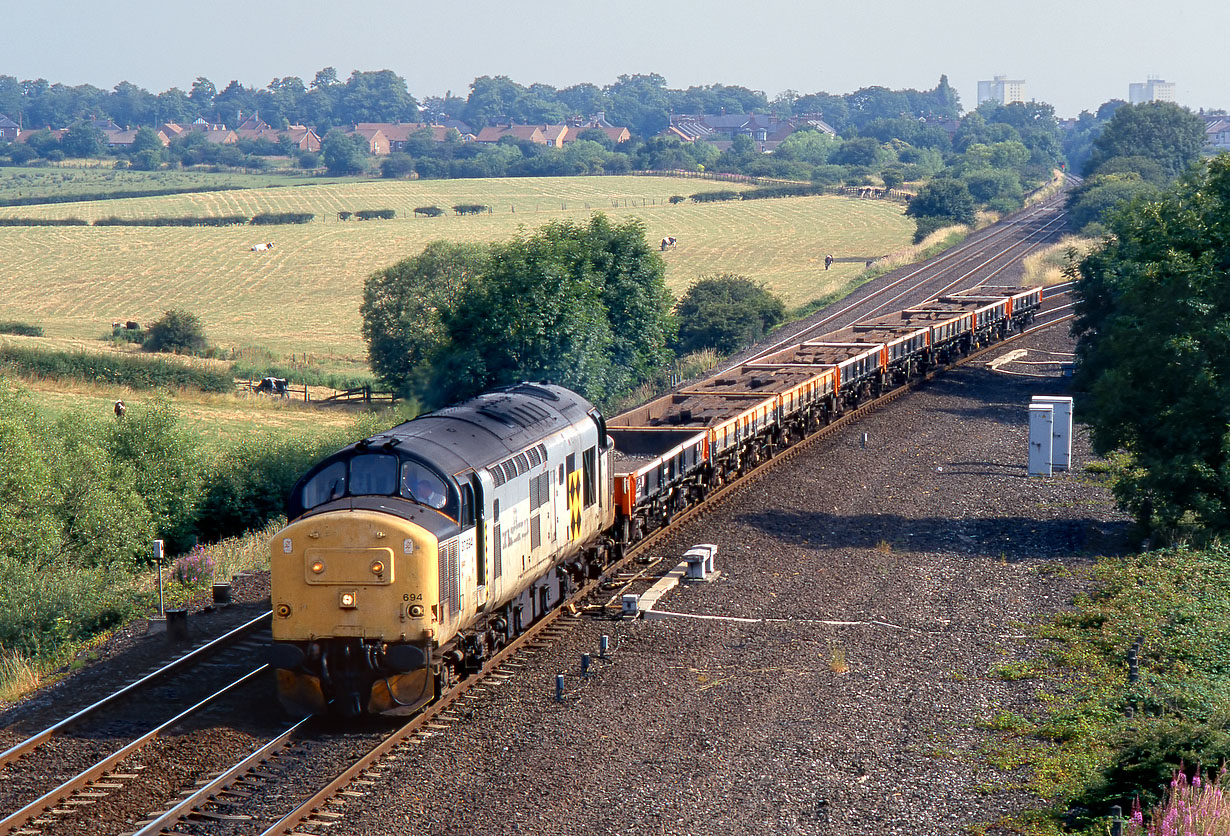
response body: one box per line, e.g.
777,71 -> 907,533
990,544 -> 1230,834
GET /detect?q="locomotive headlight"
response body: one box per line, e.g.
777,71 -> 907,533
409,604 -> 425,618
339,591 -> 357,608
310,560 -> 325,574
370,560 -> 385,575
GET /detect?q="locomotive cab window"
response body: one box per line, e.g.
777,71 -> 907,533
301,461 -> 347,510
400,460 -> 452,513
588,408 -> 611,450
583,446 -> 597,507
348,453 -> 398,496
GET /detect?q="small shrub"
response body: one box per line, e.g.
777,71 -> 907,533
452,204 -> 488,216
829,647 -> 850,674
0,321 -> 43,337
668,195 -> 686,204
337,211 -> 353,221
108,323 -> 145,344
143,309 -> 208,355
172,545 -> 215,586
355,208 -> 396,220
674,274 -> 785,355
414,206 -> 444,217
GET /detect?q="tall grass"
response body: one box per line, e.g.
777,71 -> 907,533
1021,235 -> 1097,287
792,224 -> 969,320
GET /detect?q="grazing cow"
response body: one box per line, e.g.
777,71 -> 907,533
250,242 -> 274,252
113,400 -> 126,419
125,321 -> 140,330
660,236 -> 677,251
254,377 -> 289,396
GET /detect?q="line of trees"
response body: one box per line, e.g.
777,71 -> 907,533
0,71 -> 961,142
1065,101 -> 1209,235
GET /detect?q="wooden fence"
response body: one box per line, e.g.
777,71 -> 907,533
235,380 -> 396,405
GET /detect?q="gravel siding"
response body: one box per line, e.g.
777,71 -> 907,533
333,324 -> 1127,836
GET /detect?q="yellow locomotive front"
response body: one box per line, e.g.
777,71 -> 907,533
270,509 -> 443,716
269,446 -> 464,717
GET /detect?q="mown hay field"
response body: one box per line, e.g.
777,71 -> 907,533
0,176 -> 912,367
3,370 -> 373,451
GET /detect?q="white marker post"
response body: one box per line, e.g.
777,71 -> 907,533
153,539 -> 165,617
1028,403 -> 1054,476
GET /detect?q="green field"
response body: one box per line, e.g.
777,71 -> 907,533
0,175 -> 912,368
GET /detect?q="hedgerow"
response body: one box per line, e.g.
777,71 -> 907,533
94,215 -> 249,227
0,184 -> 237,208
0,321 -> 43,336
0,345 -> 232,392
0,217 -> 89,226
251,211 -> 314,225
689,190 -> 741,203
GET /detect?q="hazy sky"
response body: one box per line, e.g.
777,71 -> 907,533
7,0 -> 1226,118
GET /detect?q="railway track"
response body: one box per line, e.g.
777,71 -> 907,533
0,613 -> 279,836
731,191 -> 1071,372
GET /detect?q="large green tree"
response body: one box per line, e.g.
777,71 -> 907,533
674,274 -> 785,355
360,241 -> 489,398
433,223 -> 616,406
361,216 -> 673,409
321,129 -> 369,175
1072,156 -> 1230,536
1086,102 -> 1207,179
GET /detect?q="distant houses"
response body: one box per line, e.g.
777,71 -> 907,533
0,107 -> 863,160
1204,114 -> 1230,153
344,115 -> 630,154
0,114 -> 19,141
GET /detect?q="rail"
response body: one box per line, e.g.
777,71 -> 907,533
0,610 -> 271,769
0,665 -> 271,834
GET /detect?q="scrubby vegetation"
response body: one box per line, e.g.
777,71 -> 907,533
143,309 -> 210,356
251,211 -> 314,225
674,274 -> 785,354
0,388 -> 386,687
989,543 -> 1230,834
0,320 -> 43,337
